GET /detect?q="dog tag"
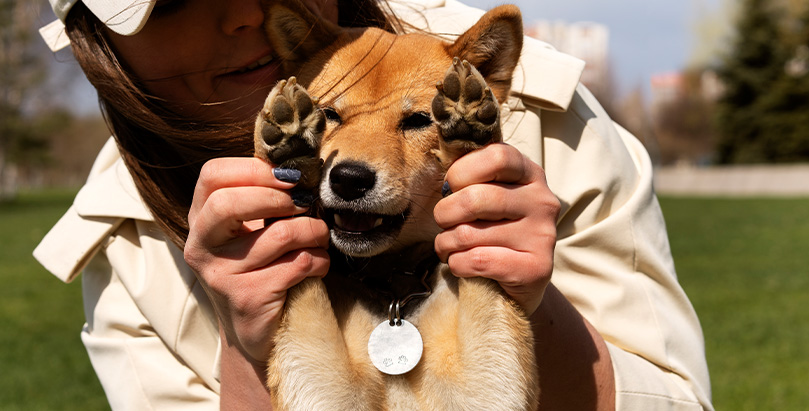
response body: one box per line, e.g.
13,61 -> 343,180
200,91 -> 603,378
368,319 -> 423,375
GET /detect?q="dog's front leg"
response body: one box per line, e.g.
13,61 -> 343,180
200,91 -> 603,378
254,80 -> 384,410
426,60 -> 540,410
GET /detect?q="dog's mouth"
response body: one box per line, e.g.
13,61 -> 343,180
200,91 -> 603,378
326,208 -> 407,235
324,208 -> 409,256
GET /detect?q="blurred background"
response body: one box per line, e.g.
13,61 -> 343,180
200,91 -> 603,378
1,0 -> 807,409
3,0 -> 809,196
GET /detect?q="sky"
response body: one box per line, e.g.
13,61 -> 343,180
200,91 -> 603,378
461,0 -> 727,97
51,0 -> 728,114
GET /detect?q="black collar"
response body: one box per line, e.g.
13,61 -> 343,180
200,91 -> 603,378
328,242 -> 440,304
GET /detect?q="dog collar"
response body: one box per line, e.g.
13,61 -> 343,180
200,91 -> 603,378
329,243 -> 439,315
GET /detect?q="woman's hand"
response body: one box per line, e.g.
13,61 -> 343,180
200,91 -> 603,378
434,143 -> 560,315
184,157 -> 330,364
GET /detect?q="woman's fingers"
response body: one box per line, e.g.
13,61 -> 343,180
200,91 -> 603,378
184,156 -> 331,361
434,182 -> 559,228
445,245 -> 553,313
209,216 -> 331,273
206,246 -> 331,311
434,143 -> 560,315
444,143 -> 542,189
251,247 -> 331,290
189,185 -> 308,250
434,218 -> 554,259
189,157 -> 297,225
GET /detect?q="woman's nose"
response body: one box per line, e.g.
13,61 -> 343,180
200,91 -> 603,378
221,0 -> 265,35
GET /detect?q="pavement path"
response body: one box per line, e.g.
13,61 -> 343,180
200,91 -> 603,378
653,164 -> 809,197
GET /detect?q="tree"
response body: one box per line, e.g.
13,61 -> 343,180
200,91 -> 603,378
714,0 -> 809,163
0,1 -> 47,198
714,0 -> 779,163
653,69 -> 718,166
755,2 -> 809,162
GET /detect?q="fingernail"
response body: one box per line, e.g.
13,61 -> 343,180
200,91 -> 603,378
274,167 -> 301,184
441,181 -> 452,197
291,190 -> 315,208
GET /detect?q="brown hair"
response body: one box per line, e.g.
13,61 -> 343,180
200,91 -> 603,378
64,0 -> 400,248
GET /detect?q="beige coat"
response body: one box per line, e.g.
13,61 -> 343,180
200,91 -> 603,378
34,0 -> 712,409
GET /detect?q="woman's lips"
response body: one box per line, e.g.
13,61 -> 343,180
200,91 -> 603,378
235,55 -> 275,74
217,54 -> 281,86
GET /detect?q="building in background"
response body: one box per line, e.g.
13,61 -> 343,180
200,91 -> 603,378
650,70 -> 723,121
647,69 -> 723,166
524,19 -> 726,167
649,72 -> 685,120
525,21 -> 611,97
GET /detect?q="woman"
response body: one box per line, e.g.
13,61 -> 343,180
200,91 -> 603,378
36,0 -> 712,409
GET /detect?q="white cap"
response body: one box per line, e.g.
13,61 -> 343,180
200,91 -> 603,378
39,0 -> 156,52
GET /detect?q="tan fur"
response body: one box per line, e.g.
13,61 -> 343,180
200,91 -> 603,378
256,1 -> 538,409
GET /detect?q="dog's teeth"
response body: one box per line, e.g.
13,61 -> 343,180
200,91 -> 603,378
239,56 -> 274,73
257,55 -> 273,66
334,214 -> 344,228
373,218 -> 383,228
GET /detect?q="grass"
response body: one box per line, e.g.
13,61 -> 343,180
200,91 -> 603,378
1,190 -> 807,409
0,189 -> 107,410
660,197 -> 809,410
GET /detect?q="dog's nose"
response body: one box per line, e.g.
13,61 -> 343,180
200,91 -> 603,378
329,162 -> 376,201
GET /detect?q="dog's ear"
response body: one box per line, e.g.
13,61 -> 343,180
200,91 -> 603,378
446,5 -> 523,103
265,0 -> 341,73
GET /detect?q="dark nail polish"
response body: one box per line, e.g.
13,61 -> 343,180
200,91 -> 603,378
441,181 -> 452,197
274,167 -> 301,183
291,190 -> 315,207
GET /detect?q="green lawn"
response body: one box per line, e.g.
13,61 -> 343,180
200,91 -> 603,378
1,191 -> 807,409
660,197 -> 809,411
0,189 -> 107,410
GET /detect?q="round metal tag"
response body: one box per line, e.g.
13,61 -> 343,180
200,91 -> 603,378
367,319 -> 423,375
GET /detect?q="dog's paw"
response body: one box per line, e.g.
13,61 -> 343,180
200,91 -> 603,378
254,77 -> 324,191
431,58 -> 502,167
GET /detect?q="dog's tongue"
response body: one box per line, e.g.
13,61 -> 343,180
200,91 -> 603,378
334,211 -> 383,232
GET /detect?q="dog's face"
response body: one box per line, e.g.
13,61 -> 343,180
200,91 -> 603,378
308,32 -> 453,257
264,0 -> 522,257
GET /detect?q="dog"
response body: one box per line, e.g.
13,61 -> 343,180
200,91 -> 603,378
253,1 -> 538,409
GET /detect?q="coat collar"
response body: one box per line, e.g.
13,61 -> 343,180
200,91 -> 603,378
33,138 -> 153,283
73,137 -> 154,221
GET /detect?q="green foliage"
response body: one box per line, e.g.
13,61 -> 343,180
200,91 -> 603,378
0,189 -> 108,410
715,0 -> 809,163
0,1 -> 50,197
0,108 -> 67,168
661,196 -> 809,410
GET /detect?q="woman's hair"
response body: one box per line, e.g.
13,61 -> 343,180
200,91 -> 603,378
65,0 -> 401,248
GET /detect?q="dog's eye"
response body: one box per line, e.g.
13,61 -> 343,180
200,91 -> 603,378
400,112 -> 433,131
322,107 -> 342,124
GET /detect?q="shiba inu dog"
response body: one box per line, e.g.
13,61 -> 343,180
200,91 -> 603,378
253,1 -> 538,409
